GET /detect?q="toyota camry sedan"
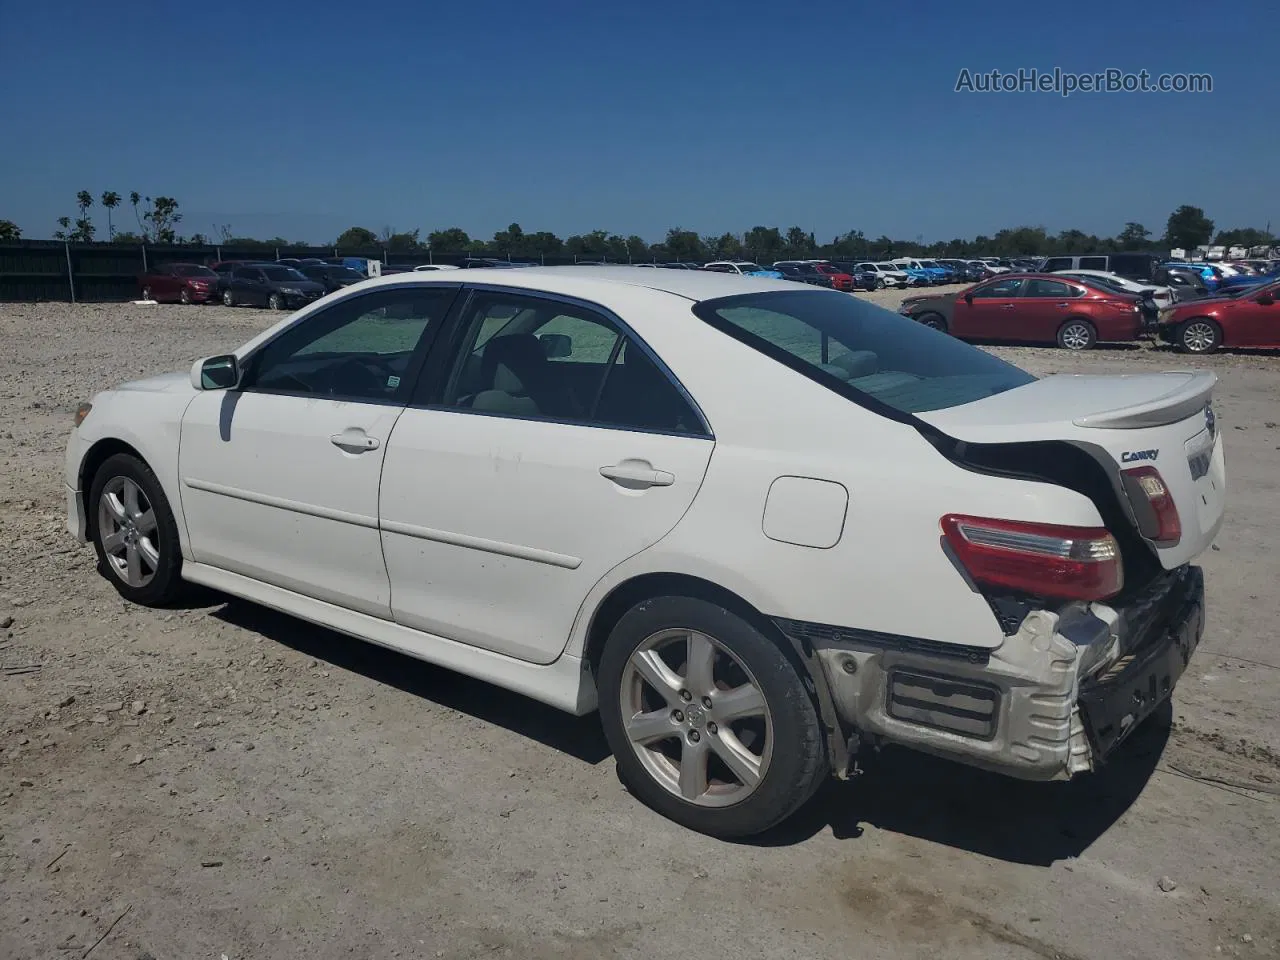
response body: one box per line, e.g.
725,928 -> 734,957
65,267 -> 1224,838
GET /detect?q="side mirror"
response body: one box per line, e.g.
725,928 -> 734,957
963,292 -> 974,303
1258,294 -> 1275,306
539,333 -> 572,359
190,354 -> 240,390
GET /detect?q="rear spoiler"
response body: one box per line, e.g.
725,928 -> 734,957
1072,371 -> 1216,430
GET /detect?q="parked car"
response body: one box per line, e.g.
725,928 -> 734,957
299,263 -> 368,293
828,261 -> 881,291
773,262 -> 831,286
892,258 -> 946,285
977,258 -> 1012,274
898,273 -> 1145,349
1157,265 -> 1211,298
810,262 -> 858,291
221,264 -> 326,310
1156,279 -> 1280,353
138,263 -> 220,304
66,266 -> 1223,838
1217,263 -> 1280,291
702,261 -> 785,279
1052,269 -> 1178,308
916,259 -> 960,283
853,262 -> 909,289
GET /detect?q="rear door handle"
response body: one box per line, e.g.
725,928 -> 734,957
330,428 -> 380,453
1056,302 -> 1070,308
600,460 -> 675,489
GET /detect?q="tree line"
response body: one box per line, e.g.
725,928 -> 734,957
0,197 -> 1272,261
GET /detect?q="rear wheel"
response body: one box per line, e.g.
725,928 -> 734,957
1179,318 -> 1220,354
918,312 -> 947,333
223,288 -> 235,307
141,286 -> 154,302
89,453 -> 186,606
179,286 -> 191,305
1057,318 -> 1097,351
597,596 -> 827,838
875,278 -> 886,290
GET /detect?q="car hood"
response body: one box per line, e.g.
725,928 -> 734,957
271,280 -> 326,291
112,371 -> 193,394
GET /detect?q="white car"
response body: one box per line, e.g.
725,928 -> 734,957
855,262 -> 910,288
65,268 -> 1224,838
1053,269 -> 1179,308
412,264 -> 461,272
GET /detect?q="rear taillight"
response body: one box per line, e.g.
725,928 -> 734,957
1120,466 -> 1181,545
941,514 -> 1123,601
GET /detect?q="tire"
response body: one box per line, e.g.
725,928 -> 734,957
88,453 -> 186,606
597,596 -> 827,839
875,278 -> 886,290
223,289 -> 235,307
267,293 -> 283,311
141,287 -> 153,302
180,286 -> 191,305
1178,318 -> 1221,354
1057,318 -> 1097,351
918,312 -> 947,333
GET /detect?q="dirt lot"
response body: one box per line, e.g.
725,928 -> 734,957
2,292 -> 1279,960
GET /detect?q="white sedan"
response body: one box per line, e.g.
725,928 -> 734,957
1052,269 -> 1179,308
65,267 -> 1224,837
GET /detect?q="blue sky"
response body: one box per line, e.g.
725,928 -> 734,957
0,0 -> 1274,245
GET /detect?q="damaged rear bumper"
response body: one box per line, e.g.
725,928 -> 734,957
777,565 -> 1204,781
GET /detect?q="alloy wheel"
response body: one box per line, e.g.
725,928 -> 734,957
97,476 -> 160,588
619,628 -> 773,808
223,289 -> 234,307
1060,322 -> 1093,350
180,287 -> 191,304
1182,321 -> 1217,353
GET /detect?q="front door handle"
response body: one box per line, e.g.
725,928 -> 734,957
330,428 -> 380,453
1002,304 -> 1016,309
600,459 -> 675,489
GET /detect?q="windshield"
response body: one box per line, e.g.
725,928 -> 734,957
738,264 -> 767,273
693,290 -> 1036,415
172,265 -> 216,277
918,261 -> 940,269
262,266 -> 306,281
877,263 -> 898,271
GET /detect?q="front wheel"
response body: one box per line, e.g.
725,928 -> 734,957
918,312 -> 947,333
1179,318 -> 1221,354
180,286 -> 191,305
89,453 -> 186,606
875,278 -> 886,290
267,292 -> 283,311
222,289 -> 235,307
597,596 -> 827,838
141,286 -> 154,302
1057,318 -> 1097,351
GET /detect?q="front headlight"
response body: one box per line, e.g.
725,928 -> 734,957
280,287 -> 301,295
73,402 -> 93,428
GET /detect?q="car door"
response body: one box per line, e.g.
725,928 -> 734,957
1018,278 -> 1080,342
951,276 -> 1025,339
379,287 -> 715,665
178,285 -> 459,617
1233,284 -> 1280,346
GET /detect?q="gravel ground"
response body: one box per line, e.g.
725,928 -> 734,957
2,292 -> 1279,960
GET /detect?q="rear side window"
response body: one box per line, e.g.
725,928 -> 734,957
1041,257 -> 1073,272
693,290 -> 1035,415
1078,256 -> 1108,270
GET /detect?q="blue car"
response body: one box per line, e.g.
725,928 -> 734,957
1218,264 -> 1280,290
1163,262 -> 1225,291
891,260 -> 938,286
917,259 -> 960,284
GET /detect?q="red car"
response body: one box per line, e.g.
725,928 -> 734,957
897,273 -> 1145,350
1157,279 -> 1280,353
138,263 -> 219,304
812,262 -> 856,291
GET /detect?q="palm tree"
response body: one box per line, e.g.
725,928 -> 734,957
101,191 -> 121,240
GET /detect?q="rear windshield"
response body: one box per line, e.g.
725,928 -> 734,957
693,290 -> 1036,415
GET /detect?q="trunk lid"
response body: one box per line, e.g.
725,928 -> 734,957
919,372 -> 1225,570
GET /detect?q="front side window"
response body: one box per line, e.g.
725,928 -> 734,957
1041,257 -> 1072,272
971,277 -> 1025,298
244,287 -> 455,402
1078,256 -> 1108,271
443,292 -> 704,434
693,290 -> 1035,415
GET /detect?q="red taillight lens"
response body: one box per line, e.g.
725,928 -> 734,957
1121,466 -> 1181,545
941,514 -> 1123,601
